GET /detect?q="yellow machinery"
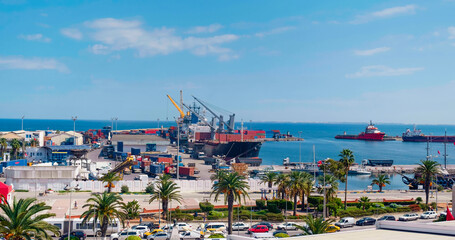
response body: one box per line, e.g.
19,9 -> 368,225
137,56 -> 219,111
167,94 -> 185,119
109,156 -> 137,179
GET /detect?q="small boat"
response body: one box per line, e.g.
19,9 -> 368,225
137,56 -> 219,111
349,164 -> 371,175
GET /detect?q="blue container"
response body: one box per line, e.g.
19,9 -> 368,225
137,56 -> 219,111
150,164 -> 164,174
131,148 -> 141,156
117,142 -> 123,152
0,159 -> 28,174
146,143 -> 156,152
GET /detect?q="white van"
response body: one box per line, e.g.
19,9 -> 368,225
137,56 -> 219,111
205,222 -> 226,232
335,217 -> 355,228
252,232 -> 274,239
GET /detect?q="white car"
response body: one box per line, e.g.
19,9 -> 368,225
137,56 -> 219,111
232,222 -> 249,231
179,231 -> 201,239
440,208 -> 452,216
110,230 -> 142,240
276,222 -> 298,230
132,225 -> 150,237
147,232 -> 169,240
399,213 -> 419,221
421,211 -> 438,219
176,222 -> 192,232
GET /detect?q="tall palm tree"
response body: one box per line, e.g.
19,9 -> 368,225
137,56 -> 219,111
274,173 -> 290,199
0,197 -> 60,240
300,175 -> 314,212
123,200 -> 140,220
9,139 -> 22,160
371,175 -> 391,192
416,159 -> 441,205
99,172 -> 122,193
339,149 -> 355,210
210,170 -> 228,182
296,215 -> 333,235
358,196 -> 370,210
211,172 -> 250,235
149,176 -> 183,220
81,192 -> 126,238
289,171 -> 309,216
260,171 -> 278,192
317,174 -> 339,215
0,138 -> 7,160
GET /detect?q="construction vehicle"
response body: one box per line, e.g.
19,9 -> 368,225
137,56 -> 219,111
107,156 -> 137,180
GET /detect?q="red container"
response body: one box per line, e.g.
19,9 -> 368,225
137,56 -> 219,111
157,157 -> 173,164
141,160 -> 152,168
179,167 -> 194,176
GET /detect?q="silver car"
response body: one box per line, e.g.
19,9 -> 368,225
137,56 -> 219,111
147,232 -> 169,240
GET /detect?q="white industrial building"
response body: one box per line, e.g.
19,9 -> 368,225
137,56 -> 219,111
5,166 -> 79,191
45,131 -> 83,146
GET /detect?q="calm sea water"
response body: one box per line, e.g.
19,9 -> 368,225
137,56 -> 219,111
2,119 -> 454,190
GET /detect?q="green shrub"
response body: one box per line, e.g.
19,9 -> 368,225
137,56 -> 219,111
194,216 -> 203,220
121,185 -> 129,194
308,196 -> 323,206
199,201 -> 214,213
256,199 -> 266,209
209,233 -> 225,238
419,203 -> 429,211
274,233 -> 289,238
265,212 -> 284,221
267,199 -> 293,213
126,236 -> 141,240
415,197 -> 423,204
64,236 -> 79,240
208,211 -> 225,220
145,184 -> 154,194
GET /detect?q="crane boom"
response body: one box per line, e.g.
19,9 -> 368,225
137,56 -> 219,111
167,95 -> 185,119
182,102 -> 215,130
192,96 -> 234,132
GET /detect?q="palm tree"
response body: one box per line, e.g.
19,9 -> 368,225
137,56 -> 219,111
260,171 -> 278,192
81,192 -> 126,238
371,175 -> 391,192
0,197 -> 60,240
416,159 -> 441,205
289,171 -> 311,216
339,149 -> 355,210
274,173 -> 290,199
211,172 -> 250,235
29,138 -> 39,147
210,170 -> 227,182
300,175 -> 314,212
317,174 -> 339,215
9,139 -> 22,160
99,172 -> 122,193
296,215 -> 333,235
358,196 -> 370,210
149,176 -> 183,220
123,200 -> 141,220
0,138 -> 7,160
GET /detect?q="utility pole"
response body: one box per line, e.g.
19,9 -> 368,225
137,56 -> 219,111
115,117 -> 118,132
21,116 -> 25,131
444,129 -> 448,169
71,116 -> 77,145
298,131 -> 302,166
177,119 -> 180,180
241,119 -> 244,142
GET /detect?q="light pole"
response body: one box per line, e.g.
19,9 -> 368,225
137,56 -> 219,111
21,116 -> 25,131
158,190 -> 161,227
157,118 -> 160,128
298,131 -> 302,167
177,119 -> 180,180
64,184 -> 80,236
71,116 -> 77,146
115,117 -> 118,132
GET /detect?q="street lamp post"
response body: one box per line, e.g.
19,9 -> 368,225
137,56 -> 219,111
71,116 -> 77,146
64,184 -> 80,236
21,116 -> 25,131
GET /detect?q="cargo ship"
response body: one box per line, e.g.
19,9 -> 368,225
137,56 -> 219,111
167,94 -> 264,161
335,121 -> 385,141
402,127 -> 455,142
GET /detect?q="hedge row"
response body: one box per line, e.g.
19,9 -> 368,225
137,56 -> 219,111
338,206 -> 412,218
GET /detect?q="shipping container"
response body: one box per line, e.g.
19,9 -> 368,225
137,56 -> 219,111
178,167 -> 194,176
117,142 -> 123,152
0,159 -> 28,173
157,157 -> 173,164
146,143 -> 156,152
131,148 -> 141,156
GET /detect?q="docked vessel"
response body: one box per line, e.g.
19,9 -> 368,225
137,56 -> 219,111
402,127 -> 455,142
335,121 -> 386,141
167,94 -> 264,162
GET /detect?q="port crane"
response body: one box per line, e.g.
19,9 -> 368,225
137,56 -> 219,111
192,96 -> 235,133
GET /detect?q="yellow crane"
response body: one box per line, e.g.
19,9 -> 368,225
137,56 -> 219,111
167,94 -> 185,119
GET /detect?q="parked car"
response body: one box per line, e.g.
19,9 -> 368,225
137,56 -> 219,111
440,208 -> 452,216
335,217 -> 355,228
248,225 -> 269,234
356,217 -> 376,226
257,222 -> 273,230
251,232 -> 274,239
377,215 -> 396,221
59,231 -> 86,240
110,230 -> 142,240
276,222 -> 298,230
161,224 -> 174,231
325,224 -> 340,233
147,232 -> 169,240
179,231 -> 201,239
204,222 -> 226,232
232,222 -> 249,231
176,222 -> 192,232
421,211 -> 438,219
150,229 -> 164,235
399,213 -> 419,221
132,225 -> 150,237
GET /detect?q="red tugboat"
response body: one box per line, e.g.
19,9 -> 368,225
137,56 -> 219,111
335,121 -> 386,141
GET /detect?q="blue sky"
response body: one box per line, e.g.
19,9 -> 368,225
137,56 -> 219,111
1,0 -> 455,124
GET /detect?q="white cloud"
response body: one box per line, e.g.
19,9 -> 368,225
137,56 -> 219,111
255,26 -> 296,37
346,65 -> 423,78
73,18 -> 239,60
60,28 -> 83,40
448,27 -> 455,39
0,56 -> 68,73
186,24 -> 223,34
18,33 -> 51,43
351,5 -> 417,24
354,47 -> 390,56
